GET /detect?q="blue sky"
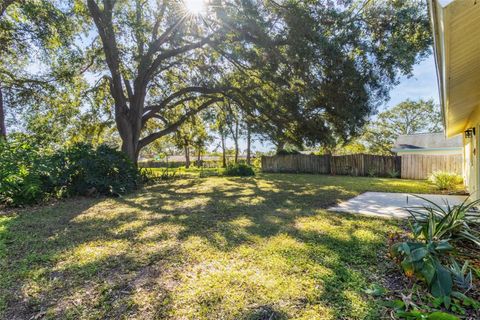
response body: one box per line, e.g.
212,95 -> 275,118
385,54 -> 439,111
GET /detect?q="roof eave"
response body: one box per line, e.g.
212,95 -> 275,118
391,147 -> 462,153
428,0 -> 449,136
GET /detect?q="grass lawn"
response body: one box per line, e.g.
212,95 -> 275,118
0,174 -> 439,319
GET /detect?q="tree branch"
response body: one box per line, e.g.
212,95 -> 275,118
139,97 -> 222,148
87,0 -> 128,113
142,86 -> 228,121
145,36 -> 212,81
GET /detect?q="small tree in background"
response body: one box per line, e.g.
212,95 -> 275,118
172,114 -> 208,168
364,99 -> 442,155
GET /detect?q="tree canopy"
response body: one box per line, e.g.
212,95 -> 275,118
363,99 -> 442,154
1,0 -> 433,161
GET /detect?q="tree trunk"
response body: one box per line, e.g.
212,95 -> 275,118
87,0 -> 223,165
197,148 -> 201,167
221,132 -> 227,167
0,85 -> 6,140
121,138 -> 138,164
115,108 -> 141,163
234,119 -> 239,164
246,124 -> 251,165
276,141 -> 285,153
184,144 -> 190,168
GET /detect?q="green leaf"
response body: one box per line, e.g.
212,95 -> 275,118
430,263 -> 453,298
363,283 -> 387,297
410,247 -> 428,262
401,259 -> 414,275
392,299 -> 406,311
427,311 -> 459,320
432,297 -> 443,308
443,295 -> 451,309
435,241 -> 453,252
420,259 -> 436,284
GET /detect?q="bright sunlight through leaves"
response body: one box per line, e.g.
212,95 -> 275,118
183,0 -> 207,15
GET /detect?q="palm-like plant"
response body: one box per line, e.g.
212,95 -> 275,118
406,196 -> 480,247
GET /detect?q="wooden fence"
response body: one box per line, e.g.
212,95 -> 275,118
330,154 -> 401,177
261,153 -> 463,180
400,154 -> 463,180
261,154 -> 331,174
261,154 -> 401,177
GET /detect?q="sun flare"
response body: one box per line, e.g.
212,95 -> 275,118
183,0 -> 207,15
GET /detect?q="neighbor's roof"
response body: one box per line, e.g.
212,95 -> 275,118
429,0 -> 480,137
392,132 -> 462,152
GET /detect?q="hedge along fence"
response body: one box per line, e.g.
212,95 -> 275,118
261,154 -> 401,177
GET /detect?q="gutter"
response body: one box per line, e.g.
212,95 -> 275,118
428,0 -> 448,135
391,147 -> 462,153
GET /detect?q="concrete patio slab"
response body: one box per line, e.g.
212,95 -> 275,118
328,192 -> 468,219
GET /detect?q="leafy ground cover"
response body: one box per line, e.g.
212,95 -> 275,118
0,174 -> 444,319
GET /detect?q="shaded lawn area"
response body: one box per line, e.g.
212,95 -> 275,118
0,174 -> 438,319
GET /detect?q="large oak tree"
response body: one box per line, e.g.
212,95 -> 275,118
80,0 -> 432,163
1,0 -> 431,160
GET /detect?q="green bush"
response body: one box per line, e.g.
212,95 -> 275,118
0,141 -> 48,205
0,141 -> 140,206
56,143 -> 140,197
390,196 -> 480,306
223,163 -> 255,177
388,169 -> 400,178
428,171 -> 463,191
276,149 -> 300,155
367,168 -> 377,177
407,196 -> 480,247
140,167 -> 178,181
251,157 -> 262,169
391,239 -> 455,298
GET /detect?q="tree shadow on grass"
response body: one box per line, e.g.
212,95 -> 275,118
239,304 -> 289,320
1,176 -> 396,319
1,197 -> 181,319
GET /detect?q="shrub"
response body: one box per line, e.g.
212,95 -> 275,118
0,141 -> 140,206
140,167 -> 178,181
429,171 -> 463,191
56,143 -> 140,197
390,196 -> 480,305
223,163 -> 255,177
251,157 -> 262,169
276,149 -> 300,155
391,239 -> 454,298
407,196 -> 480,247
0,141 -> 49,205
388,169 -> 400,178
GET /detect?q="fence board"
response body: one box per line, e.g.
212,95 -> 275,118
261,154 -> 400,177
261,153 -> 462,179
400,154 -> 462,180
